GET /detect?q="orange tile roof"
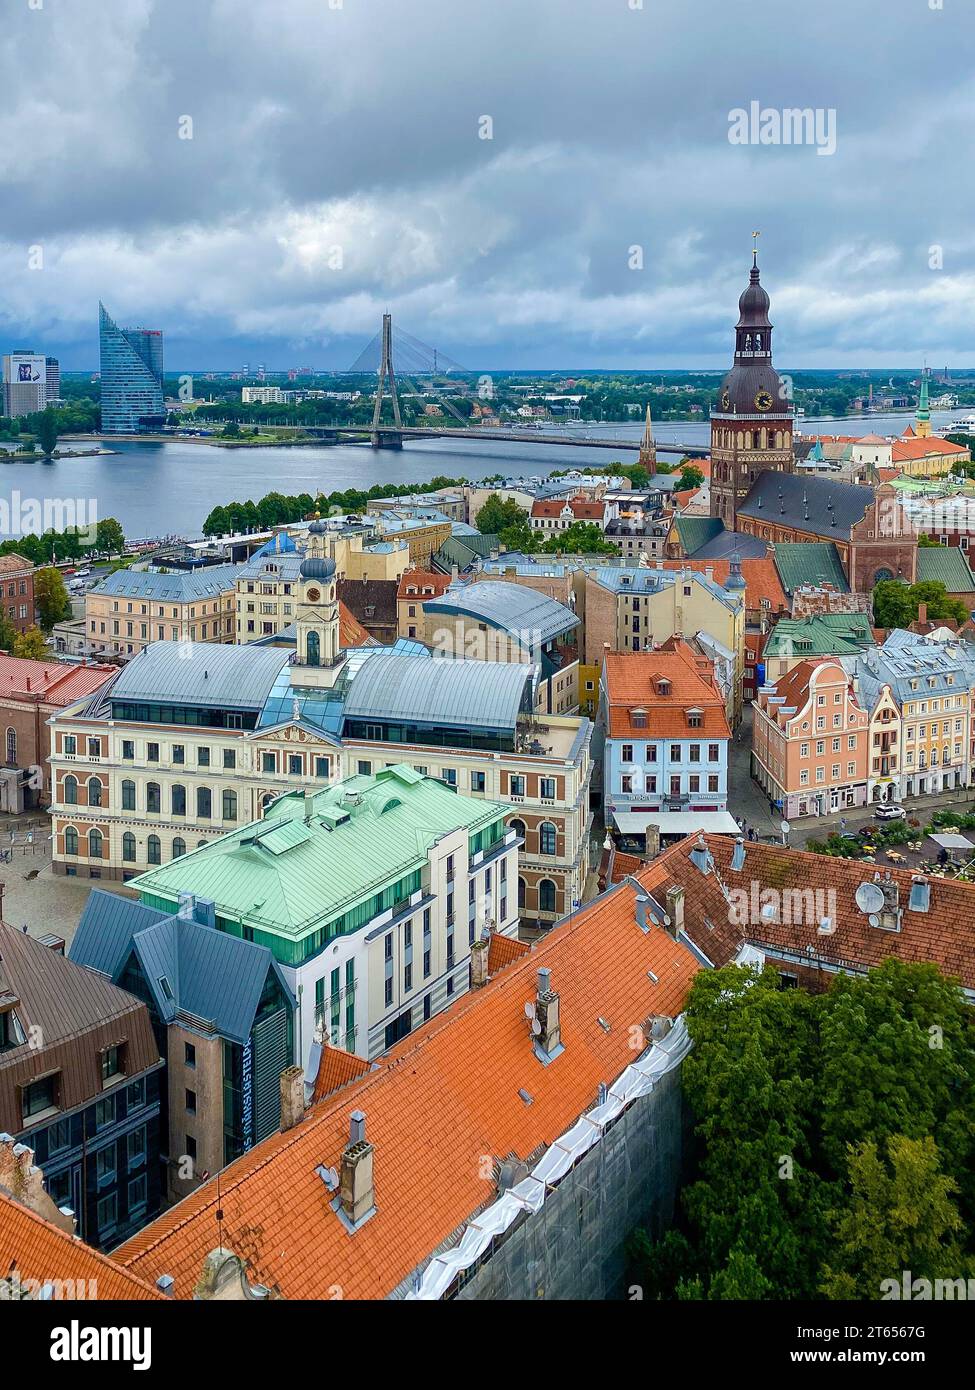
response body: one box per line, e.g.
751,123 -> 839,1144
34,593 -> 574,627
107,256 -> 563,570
487,931 -> 531,974
602,641 -> 731,739
338,601 -> 375,649
530,496 -> 605,521
311,1044 -> 373,1104
0,1190 -> 163,1301
892,437 -> 967,461
636,834 -> 975,988
660,556 -> 787,613
396,570 -> 452,601
0,654 -> 116,705
114,888 -> 702,1300
0,553 -> 32,573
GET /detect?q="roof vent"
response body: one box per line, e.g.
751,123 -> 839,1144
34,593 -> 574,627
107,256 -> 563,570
731,837 -> 746,871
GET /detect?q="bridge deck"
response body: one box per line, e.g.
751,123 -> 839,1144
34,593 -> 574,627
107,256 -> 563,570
306,424 -> 707,457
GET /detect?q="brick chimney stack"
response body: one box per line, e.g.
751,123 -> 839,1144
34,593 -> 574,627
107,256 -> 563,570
279,1065 -> 305,1132
339,1111 -> 375,1227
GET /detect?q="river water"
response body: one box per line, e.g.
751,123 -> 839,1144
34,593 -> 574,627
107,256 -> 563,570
0,410 -> 960,541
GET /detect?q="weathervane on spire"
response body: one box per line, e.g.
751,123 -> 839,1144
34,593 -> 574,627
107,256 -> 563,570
752,230 -> 760,267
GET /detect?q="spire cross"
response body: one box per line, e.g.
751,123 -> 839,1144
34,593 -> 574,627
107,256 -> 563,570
752,231 -> 760,267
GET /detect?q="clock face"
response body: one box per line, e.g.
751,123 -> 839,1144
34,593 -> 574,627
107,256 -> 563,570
306,587 -> 321,603
720,389 -> 731,410
755,389 -> 774,411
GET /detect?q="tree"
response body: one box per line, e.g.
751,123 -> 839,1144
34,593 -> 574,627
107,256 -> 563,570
540,522 -> 615,554
202,505 -> 232,537
222,420 -> 241,438
475,493 -> 529,534
95,518 -> 125,556
677,464 -> 705,491
13,627 -> 48,660
35,409 -> 59,457
0,610 -> 16,653
872,579 -> 916,630
497,522 -> 537,554
821,1136 -> 967,1299
33,566 -> 73,630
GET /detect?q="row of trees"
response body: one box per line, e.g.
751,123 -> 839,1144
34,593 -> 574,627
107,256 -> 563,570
629,960 -> 975,1299
474,493 -> 616,555
872,577 -> 968,629
0,518 -> 125,566
200,476 -> 472,537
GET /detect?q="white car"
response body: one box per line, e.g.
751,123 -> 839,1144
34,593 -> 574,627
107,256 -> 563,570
874,804 -> 906,821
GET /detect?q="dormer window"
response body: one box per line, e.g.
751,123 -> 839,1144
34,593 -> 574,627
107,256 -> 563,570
657,678 -> 671,696
632,709 -> 647,729
688,710 -> 703,728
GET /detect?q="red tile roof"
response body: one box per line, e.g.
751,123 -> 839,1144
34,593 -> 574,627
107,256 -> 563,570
531,497 -> 605,522
0,1190 -> 163,1301
311,1044 -> 372,1104
0,655 -> 115,705
114,885 -> 701,1300
602,640 -> 731,739
0,553 -> 32,574
661,556 -> 787,614
396,570 -> 452,601
487,931 -> 531,974
892,437 -> 968,461
338,601 -> 375,649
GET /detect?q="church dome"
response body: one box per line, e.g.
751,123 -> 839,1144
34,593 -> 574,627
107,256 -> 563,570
308,519 -> 329,535
300,556 -> 336,581
737,266 -> 772,327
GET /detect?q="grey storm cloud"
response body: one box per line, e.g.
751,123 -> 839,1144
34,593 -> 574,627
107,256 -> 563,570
0,0 -> 973,368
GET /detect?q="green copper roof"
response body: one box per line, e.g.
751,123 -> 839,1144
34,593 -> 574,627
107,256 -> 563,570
771,541 -> 849,595
673,516 -> 724,556
763,612 -> 874,659
130,765 -> 509,940
915,545 -> 975,592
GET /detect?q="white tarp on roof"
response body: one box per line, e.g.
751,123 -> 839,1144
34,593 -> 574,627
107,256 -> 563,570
613,810 -> 741,837
405,1017 -> 693,1301
929,832 -> 975,851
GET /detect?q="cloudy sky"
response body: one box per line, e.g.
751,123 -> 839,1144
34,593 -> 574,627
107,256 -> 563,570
2,0 -> 973,370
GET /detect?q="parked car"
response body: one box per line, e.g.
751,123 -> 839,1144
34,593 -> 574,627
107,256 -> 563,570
874,804 -> 906,821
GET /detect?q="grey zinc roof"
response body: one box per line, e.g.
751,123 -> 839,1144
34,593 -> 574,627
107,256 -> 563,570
69,890 -> 293,1046
237,552 -> 305,582
343,652 -> 533,731
737,473 -> 874,539
424,580 -> 579,644
109,641 -> 290,711
92,563 -> 244,602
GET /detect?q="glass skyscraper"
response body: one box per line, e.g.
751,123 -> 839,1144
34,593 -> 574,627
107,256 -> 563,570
98,301 -> 165,433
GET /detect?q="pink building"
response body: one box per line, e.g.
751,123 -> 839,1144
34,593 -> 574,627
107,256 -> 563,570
752,659 -> 870,818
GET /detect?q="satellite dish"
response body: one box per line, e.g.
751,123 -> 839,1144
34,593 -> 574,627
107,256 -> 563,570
524,1001 -> 536,1020
868,914 -> 881,929
855,881 -> 885,915
530,1018 -> 542,1037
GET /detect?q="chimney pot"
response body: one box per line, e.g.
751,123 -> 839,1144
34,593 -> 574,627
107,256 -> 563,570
279,1065 -> 305,1132
349,1110 -> 366,1146
340,1111 -> 375,1226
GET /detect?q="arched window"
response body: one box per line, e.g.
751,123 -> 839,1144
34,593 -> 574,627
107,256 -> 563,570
197,786 -> 212,819
147,834 -> 161,865
197,839 -> 208,850
172,837 -> 186,859
539,879 -> 556,913
509,817 -> 526,842
121,779 -> 136,811
518,876 -> 526,909
87,777 -> 102,808
147,782 -> 161,814
538,821 -> 557,855
64,775 -> 78,805
171,784 -> 186,817
88,828 -> 103,860
873,567 -> 894,584
222,789 -> 237,821
5,727 -> 16,766
306,630 -> 320,667
122,832 -> 136,862
261,793 -> 276,813
64,826 -> 78,855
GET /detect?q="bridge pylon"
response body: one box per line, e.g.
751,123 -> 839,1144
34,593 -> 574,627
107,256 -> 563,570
370,312 -> 403,447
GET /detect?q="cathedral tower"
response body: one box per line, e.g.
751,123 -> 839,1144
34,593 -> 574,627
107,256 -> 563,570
292,519 -> 340,684
709,238 -> 794,528
638,404 -> 656,470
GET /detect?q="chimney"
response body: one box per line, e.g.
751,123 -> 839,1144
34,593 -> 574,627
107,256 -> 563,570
634,893 -> 651,933
665,884 -> 685,936
534,967 -> 561,1055
156,1274 -> 175,1298
25,676 -> 31,692
279,1065 -> 305,1132
470,936 -> 489,989
303,790 -> 316,822
918,602 -> 927,626
339,1111 -> 375,1226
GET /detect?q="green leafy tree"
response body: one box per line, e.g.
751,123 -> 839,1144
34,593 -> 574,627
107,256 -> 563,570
540,522 -> 615,554
497,522 -> 537,554
475,493 -> 529,534
821,1136 -> 967,1299
95,518 -> 125,555
33,566 -> 73,630
35,409 -> 59,456
222,420 -> 241,438
202,505 -> 232,537
13,627 -> 48,660
872,579 -> 916,629
677,464 -> 705,491
0,610 -> 16,652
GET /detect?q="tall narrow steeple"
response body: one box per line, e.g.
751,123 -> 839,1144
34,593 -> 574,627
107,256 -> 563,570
916,366 -> 931,438
639,404 -> 656,469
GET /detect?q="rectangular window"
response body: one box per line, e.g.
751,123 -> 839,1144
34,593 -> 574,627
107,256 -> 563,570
471,770 -> 486,793
21,1075 -> 57,1120
198,747 -> 211,767
172,744 -> 185,764
127,1126 -> 146,1168
223,748 -> 236,770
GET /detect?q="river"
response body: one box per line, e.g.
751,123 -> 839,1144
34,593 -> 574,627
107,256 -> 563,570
0,410 -> 961,542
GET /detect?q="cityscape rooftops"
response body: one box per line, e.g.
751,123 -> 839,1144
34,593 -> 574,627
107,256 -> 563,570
762,612 -> 875,661
737,473 -> 875,539
129,765 -> 511,939
343,650 -> 535,732
0,654 -> 115,704
602,640 -> 731,740
112,870 -> 702,1300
